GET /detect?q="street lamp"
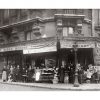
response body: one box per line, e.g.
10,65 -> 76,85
73,19 -> 83,87
73,41 -> 79,87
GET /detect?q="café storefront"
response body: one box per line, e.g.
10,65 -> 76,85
0,37 -> 100,82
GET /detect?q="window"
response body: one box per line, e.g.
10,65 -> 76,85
3,10 -> 9,19
26,31 -> 31,40
9,10 -> 18,23
20,9 -> 27,15
20,9 -> 27,20
88,9 -> 92,20
9,9 -> 17,17
76,9 -> 84,14
65,9 -> 77,14
69,27 -> 73,34
63,27 -> 74,36
63,27 -> 68,36
3,10 -> 9,25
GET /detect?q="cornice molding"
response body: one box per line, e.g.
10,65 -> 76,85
0,17 -> 55,30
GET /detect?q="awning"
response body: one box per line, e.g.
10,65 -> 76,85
0,39 -> 57,53
23,46 -> 56,54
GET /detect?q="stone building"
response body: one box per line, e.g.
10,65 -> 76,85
0,9 -> 99,74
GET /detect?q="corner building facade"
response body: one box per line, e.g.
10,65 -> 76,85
0,9 -> 100,80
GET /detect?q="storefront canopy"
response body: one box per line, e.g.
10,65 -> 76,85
0,38 -> 57,54
23,46 -> 56,54
0,37 -> 99,53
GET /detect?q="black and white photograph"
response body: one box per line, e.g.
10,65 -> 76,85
1,0 -> 100,100
0,8 -> 100,91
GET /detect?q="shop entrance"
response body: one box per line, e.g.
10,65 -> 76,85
24,52 -> 56,69
61,48 -> 94,84
77,48 -> 94,67
61,48 -> 94,66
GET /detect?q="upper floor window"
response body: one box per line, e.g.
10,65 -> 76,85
63,27 -> 74,36
63,27 -> 68,36
69,27 -> 74,34
9,10 -> 18,23
9,9 -> 17,17
20,9 -> 28,20
65,9 -> 77,14
76,9 -> 84,15
2,10 -> 9,25
88,9 -> 92,20
26,31 -> 31,40
3,10 -> 9,19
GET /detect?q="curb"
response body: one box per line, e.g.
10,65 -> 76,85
0,81 -> 68,90
0,81 -> 100,91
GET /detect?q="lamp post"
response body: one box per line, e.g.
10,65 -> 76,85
73,41 -> 79,87
56,18 -> 62,83
56,18 -> 62,69
73,19 -> 83,87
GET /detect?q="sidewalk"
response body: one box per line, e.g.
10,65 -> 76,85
0,80 -> 100,90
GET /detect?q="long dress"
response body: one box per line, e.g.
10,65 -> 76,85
60,67 -> 65,83
2,69 -> 7,81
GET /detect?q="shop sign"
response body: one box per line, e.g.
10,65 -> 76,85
61,41 -> 95,48
23,46 -> 57,54
78,43 -> 95,48
0,45 -> 28,52
0,41 -> 56,52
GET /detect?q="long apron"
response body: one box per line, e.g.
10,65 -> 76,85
2,71 -> 7,81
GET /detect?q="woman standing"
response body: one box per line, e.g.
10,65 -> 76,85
10,65 -> 14,81
2,66 -> 7,82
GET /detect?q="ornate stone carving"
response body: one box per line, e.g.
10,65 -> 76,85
76,19 -> 83,34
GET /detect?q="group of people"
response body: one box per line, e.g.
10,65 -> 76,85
2,65 -> 20,82
83,64 -> 100,83
2,65 -> 35,82
2,63 -> 100,84
57,63 -> 100,84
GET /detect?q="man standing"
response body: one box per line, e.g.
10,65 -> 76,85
59,61 -> 65,83
16,65 -> 21,82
